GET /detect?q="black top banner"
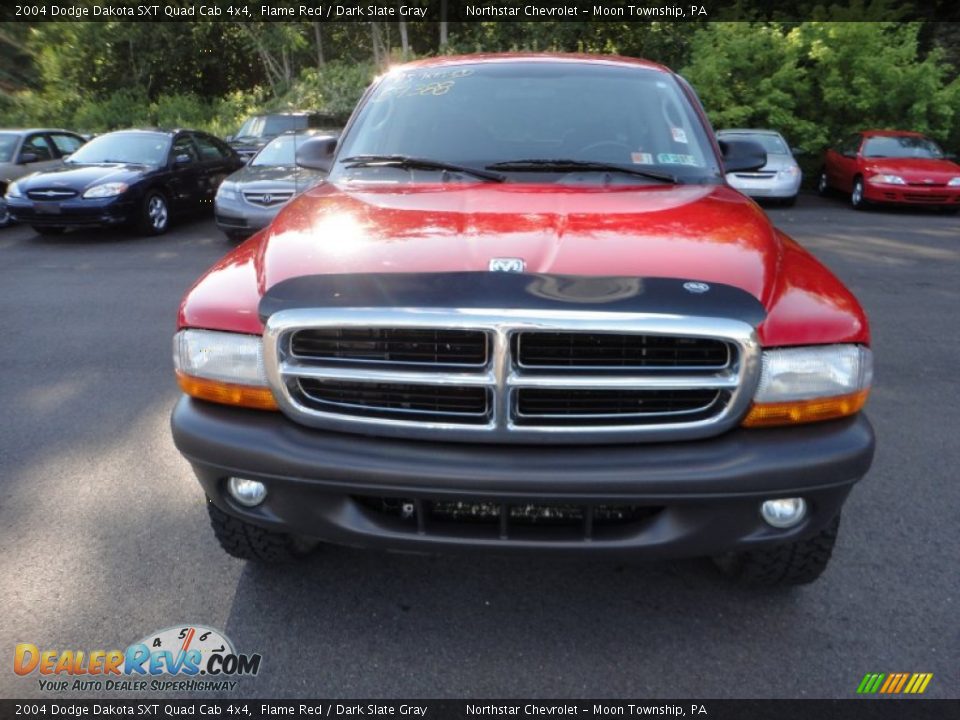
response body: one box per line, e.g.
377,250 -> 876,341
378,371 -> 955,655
2,0 -> 959,23
1,699 -> 959,720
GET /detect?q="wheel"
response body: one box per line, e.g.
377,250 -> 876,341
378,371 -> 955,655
0,203 -> 11,228
713,515 -> 841,586
851,176 -> 868,210
32,225 -> 65,235
223,230 -> 250,243
207,500 -> 315,562
817,170 -> 830,196
781,194 -> 798,207
138,190 -> 169,235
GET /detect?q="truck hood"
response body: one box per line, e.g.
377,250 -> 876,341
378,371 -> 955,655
256,181 -> 781,304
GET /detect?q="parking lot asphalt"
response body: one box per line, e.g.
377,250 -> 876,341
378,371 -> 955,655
0,192 -> 957,700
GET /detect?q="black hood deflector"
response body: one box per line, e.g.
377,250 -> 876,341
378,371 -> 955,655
259,272 -> 766,327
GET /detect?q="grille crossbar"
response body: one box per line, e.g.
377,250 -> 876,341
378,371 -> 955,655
263,308 -> 761,444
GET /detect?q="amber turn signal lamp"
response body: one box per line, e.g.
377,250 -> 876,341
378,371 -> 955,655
742,389 -> 869,428
176,371 -> 279,411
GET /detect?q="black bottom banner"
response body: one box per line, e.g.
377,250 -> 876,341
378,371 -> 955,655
1,700 -> 958,720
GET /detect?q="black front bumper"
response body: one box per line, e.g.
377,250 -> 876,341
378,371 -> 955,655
8,198 -> 134,228
172,397 -> 874,557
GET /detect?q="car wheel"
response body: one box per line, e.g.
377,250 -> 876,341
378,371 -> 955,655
207,500 -> 316,562
713,515 -> 840,586
32,226 -> 65,235
139,190 -> 170,235
817,170 -> 830,196
224,230 -> 249,243
0,204 -> 11,228
851,176 -> 868,210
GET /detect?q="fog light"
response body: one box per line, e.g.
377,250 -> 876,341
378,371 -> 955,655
227,477 -> 267,507
760,497 -> 807,528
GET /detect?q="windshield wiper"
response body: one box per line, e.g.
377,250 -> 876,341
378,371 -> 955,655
341,154 -> 505,182
487,159 -> 679,184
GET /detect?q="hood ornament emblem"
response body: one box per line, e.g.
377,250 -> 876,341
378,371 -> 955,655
683,281 -> 710,294
489,258 -> 525,273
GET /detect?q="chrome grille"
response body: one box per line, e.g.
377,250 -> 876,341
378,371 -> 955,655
292,328 -> 487,367
263,308 -> 761,444
243,191 -> 294,207
516,331 -> 729,369
27,188 -> 78,200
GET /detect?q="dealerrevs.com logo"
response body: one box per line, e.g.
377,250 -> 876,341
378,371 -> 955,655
14,625 -> 261,693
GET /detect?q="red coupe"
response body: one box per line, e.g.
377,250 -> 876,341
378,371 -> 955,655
819,130 -> 960,211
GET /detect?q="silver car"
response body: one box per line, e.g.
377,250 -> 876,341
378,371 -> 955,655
214,130 -> 335,241
0,129 -> 86,227
717,129 -> 802,205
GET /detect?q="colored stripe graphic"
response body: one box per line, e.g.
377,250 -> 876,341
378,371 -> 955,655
858,673 -> 933,694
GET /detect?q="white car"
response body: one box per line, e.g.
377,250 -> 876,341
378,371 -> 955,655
717,129 -> 802,206
0,129 -> 86,227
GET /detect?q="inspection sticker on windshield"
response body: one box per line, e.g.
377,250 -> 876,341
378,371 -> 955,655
658,153 -> 699,166
671,127 -> 688,144
631,152 -> 654,165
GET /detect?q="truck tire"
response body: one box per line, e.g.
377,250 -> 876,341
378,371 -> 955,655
713,515 -> 840,586
207,501 -> 314,562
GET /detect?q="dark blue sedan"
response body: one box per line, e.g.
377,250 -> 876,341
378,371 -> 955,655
5,129 -> 243,236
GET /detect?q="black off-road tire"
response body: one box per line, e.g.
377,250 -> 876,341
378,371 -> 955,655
207,501 -> 314,562
713,515 -> 841,587
32,225 -> 65,235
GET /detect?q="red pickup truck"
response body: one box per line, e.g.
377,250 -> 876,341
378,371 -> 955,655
172,54 -> 874,586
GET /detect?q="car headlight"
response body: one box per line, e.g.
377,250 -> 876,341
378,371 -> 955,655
83,182 -> 129,198
5,180 -> 22,198
948,177 -> 960,187
216,182 -> 238,200
742,344 -> 872,427
778,166 -> 800,177
173,329 -> 277,410
868,174 -> 905,185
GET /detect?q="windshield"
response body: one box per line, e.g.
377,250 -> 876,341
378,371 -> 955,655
66,132 -> 170,165
719,132 -> 788,155
862,136 -> 943,159
236,115 -> 307,139
0,133 -> 17,163
334,62 -> 721,183
251,134 -> 306,166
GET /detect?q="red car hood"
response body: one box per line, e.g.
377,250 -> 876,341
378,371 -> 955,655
181,181 -> 869,346
256,181 -> 780,303
863,157 -> 960,183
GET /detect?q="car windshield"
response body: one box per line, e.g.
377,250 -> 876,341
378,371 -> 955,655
720,132 -> 788,155
0,133 -> 17,163
334,62 -> 721,183
236,115 -> 307,139
862,136 -> 944,159
251,134 -> 307,166
66,132 -> 170,165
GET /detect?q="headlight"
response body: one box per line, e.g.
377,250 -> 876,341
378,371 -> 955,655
948,177 -> 960,187
83,182 -> 129,198
742,344 -> 872,427
5,181 -> 22,198
173,329 -> 277,410
868,174 -> 905,185
216,182 -> 238,200
778,166 -> 800,177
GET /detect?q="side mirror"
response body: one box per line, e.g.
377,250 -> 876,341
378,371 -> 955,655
944,152 -> 957,161
719,139 -> 767,174
61,153 -> 72,161
296,136 -> 337,173
173,153 -> 194,166
225,135 -> 235,143
790,147 -> 804,157
18,152 -> 39,164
